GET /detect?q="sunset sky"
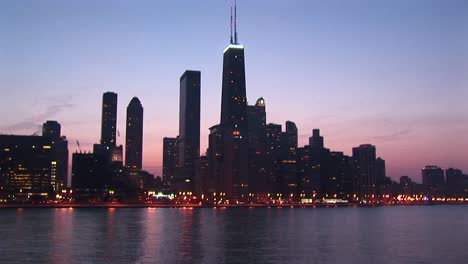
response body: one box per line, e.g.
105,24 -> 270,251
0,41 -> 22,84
1,0 -> 467,182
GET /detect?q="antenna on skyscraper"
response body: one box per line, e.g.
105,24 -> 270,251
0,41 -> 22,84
230,6 -> 233,44
234,0 -> 238,44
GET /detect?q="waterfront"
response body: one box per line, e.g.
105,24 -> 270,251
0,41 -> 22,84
0,206 -> 467,264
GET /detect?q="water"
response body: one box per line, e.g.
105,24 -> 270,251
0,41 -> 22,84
0,206 -> 467,264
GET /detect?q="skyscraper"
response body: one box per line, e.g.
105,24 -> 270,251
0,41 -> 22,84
309,129 -> 324,150
42,120 -> 68,190
247,98 -> 267,154
446,168 -> 464,197
284,121 -> 298,149
247,98 -> 267,194
265,123 -> 282,193
101,92 -> 118,147
125,97 -> 144,170
218,3 -> 249,198
422,165 -> 445,197
0,135 -> 57,199
352,144 -> 377,199
279,121 -> 298,197
42,120 -> 61,139
162,137 -> 178,186
178,70 -> 201,191
308,129 -> 325,197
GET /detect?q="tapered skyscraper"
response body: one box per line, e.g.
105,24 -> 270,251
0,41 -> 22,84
219,2 -> 249,198
101,92 -> 118,147
125,97 -> 143,170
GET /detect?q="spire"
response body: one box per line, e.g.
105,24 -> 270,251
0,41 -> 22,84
230,6 -> 233,44
234,0 -> 238,44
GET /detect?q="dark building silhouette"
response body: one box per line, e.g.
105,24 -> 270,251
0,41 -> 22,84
218,8 -> 249,199
177,70 -> 201,192
400,176 -> 414,195
265,123 -> 282,193
42,121 -> 69,189
125,97 -> 144,170
327,151 -> 353,199
101,92 -> 118,147
284,121 -> 298,148
309,129 -> 325,196
247,98 -> 267,194
375,157 -> 388,195
72,152 -> 95,189
247,98 -> 266,154
42,120 -> 61,139
195,155 -> 210,195
446,168 -> 464,197
297,146 -> 312,197
162,137 -> 178,187
207,125 -> 224,194
309,129 -> 324,150
422,165 -> 445,197
352,144 -> 377,199
279,121 -> 298,197
0,135 -> 58,199
71,150 -> 112,197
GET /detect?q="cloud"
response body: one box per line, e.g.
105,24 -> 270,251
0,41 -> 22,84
0,103 -> 76,135
370,129 -> 412,142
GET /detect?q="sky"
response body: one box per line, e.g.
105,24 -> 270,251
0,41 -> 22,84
0,0 -> 467,182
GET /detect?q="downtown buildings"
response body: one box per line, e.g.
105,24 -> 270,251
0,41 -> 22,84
1,4 -> 467,204
161,5 -> 397,203
71,92 -> 154,201
0,121 -> 69,201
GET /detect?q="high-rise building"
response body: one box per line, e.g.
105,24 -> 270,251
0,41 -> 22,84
71,151 -> 110,191
279,121 -> 298,197
445,168 -> 464,197
247,98 -> 267,194
284,121 -> 298,149
309,129 -> 325,197
218,4 -> 249,199
400,176 -> 414,195
247,98 -> 266,154
422,165 -> 445,197
0,135 -> 58,199
162,137 -> 178,186
42,120 -> 61,139
101,92 -> 118,147
178,70 -> 201,191
309,129 -> 324,150
327,151 -> 353,199
265,123 -> 282,193
352,144 -> 377,199
207,125 -> 224,194
125,97 -> 144,170
297,146 -> 312,197
42,120 -> 68,190
195,155 -> 210,194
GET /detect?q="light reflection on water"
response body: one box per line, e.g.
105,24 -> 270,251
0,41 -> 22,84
0,206 -> 467,264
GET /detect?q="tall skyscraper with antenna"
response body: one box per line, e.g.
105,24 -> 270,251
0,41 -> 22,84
219,1 -> 249,198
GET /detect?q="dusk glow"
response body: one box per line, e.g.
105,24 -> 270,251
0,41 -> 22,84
1,0 -> 467,181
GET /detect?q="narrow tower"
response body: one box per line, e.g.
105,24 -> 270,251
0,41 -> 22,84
125,97 -> 143,170
178,70 -> 201,191
101,92 -> 118,147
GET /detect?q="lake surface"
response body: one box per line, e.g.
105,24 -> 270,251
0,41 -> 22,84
0,206 -> 467,264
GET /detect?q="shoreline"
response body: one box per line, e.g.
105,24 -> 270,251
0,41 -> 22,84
1,202 -> 467,209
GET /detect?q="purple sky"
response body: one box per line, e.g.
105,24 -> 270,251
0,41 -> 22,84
1,0 -> 467,182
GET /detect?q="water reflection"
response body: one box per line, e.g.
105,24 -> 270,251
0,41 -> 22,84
0,206 -> 468,264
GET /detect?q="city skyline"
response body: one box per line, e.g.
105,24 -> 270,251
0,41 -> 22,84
1,0 -> 467,181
